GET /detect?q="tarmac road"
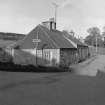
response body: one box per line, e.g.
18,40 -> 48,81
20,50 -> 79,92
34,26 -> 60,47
0,54 -> 105,105
71,54 -> 105,76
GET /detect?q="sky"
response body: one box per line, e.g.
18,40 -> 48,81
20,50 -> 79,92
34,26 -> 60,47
0,0 -> 105,38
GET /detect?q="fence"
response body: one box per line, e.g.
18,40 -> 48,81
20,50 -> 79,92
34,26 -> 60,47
89,46 -> 105,56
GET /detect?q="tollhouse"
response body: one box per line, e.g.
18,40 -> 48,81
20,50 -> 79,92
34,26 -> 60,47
6,18 -> 82,68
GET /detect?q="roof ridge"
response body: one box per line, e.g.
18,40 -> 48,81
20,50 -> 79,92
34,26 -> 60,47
63,35 -> 77,48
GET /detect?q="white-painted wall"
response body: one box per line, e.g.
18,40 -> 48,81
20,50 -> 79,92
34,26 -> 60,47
13,48 -> 60,67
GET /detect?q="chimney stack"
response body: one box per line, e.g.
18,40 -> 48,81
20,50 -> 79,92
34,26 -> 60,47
42,18 -> 56,31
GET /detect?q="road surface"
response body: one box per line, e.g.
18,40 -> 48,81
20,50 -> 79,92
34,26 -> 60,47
0,54 -> 105,105
71,54 -> 105,76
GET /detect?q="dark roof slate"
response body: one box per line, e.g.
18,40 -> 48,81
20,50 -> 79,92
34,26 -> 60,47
10,25 -> 77,49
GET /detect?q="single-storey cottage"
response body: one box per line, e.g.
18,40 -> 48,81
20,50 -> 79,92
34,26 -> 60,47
6,19 -> 82,68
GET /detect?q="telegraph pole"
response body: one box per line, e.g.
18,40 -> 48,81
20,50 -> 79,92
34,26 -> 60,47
96,34 -> 98,54
32,30 -> 41,66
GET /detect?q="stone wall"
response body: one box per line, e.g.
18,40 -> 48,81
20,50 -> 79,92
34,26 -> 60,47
60,49 -> 78,67
78,46 -> 89,62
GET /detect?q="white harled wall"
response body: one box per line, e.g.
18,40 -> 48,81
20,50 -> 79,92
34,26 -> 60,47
10,48 -> 60,67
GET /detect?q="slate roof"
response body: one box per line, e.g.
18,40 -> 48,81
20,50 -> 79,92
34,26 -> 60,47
10,25 -> 77,49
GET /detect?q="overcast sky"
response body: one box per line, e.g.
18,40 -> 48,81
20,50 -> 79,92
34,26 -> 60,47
0,0 -> 105,38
